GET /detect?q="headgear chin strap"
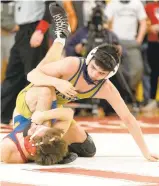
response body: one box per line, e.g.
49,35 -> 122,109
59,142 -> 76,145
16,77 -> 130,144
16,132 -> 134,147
85,46 -> 120,79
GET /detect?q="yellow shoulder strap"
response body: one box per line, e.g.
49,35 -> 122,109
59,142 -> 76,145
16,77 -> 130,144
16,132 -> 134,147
69,58 -> 84,85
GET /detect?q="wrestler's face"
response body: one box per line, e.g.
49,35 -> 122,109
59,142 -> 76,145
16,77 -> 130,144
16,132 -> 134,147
28,123 -> 49,137
87,60 -> 109,81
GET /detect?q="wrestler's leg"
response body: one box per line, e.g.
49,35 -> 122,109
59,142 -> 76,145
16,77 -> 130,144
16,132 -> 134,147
35,87 -> 56,111
24,2 -> 70,114
14,40 -> 66,121
37,3 -> 70,68
25,86 -> 57,126
63,120 -> 96,157
25,30 -> 66,114
38,41 -> 65,68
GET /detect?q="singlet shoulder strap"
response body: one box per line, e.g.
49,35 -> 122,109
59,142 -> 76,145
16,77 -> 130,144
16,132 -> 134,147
6,134 -> 28,163
90,80 -> 106,98
68,58 -> 85,86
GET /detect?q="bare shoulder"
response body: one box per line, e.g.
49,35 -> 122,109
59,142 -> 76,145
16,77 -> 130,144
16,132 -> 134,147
60,56 -> 81,76
0,137 -> 25,163
38,56 -> 81,77
104,80 -> 118,91
100,80 -> 117,92
95,80 -> 119,99
1,137 -> 14,148
61,57 -> 80,69
0,138 -> 15,162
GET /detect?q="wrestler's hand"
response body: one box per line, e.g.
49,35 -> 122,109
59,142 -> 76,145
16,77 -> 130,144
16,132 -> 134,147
30,30 -> 44,48
143,152 -> 159,162
55,79 -> 77,98
31,111 -> 45,125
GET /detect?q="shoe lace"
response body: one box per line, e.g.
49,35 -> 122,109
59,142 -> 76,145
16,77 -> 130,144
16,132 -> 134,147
53,14 -> 68,37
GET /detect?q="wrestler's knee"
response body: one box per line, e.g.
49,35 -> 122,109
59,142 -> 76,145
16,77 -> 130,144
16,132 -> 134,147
69,133 -> 96,157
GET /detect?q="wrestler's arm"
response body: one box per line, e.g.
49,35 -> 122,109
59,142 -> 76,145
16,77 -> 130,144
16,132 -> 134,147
43,108 -> 74,133
27,56 -> 79,86
98,80 -> 157,161
42,108 -> 74,121
32,108 -> 74,133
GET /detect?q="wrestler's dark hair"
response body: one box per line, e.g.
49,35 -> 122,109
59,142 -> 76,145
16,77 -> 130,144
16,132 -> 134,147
93,44 -> 121,71
32,128 -> 68,165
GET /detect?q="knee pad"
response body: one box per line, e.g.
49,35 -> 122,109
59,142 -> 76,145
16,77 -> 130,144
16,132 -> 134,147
69,133 -> 96,157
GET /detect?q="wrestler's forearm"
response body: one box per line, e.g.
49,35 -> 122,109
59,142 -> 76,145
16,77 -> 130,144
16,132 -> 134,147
27,68 -> 59,87
44,108 -> 74,134
124,115 -> 150,156
43,108 -> 74,122
104,85 -> 150,157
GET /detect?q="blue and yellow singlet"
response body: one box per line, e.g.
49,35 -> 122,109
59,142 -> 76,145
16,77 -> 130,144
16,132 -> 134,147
15,58 -> 105,119
5,115 -> 30,162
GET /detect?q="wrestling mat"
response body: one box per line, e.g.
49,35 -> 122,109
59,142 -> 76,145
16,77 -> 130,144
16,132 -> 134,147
0,115 -> 159,186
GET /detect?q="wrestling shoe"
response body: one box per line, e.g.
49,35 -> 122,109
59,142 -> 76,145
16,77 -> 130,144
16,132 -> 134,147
58,152 -> 78,164
49,2 -> 70,39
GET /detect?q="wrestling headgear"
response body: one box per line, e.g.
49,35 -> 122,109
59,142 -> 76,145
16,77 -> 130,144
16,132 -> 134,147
24,136 -> 37,156
24,134 -> 56,157
86,44 -> 120,79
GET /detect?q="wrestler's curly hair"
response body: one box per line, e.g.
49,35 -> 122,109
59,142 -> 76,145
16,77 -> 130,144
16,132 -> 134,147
93,44 -> 121,71
32,128 -> 68,165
